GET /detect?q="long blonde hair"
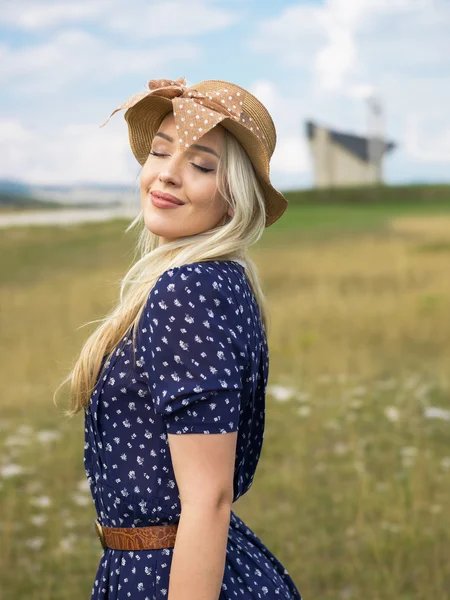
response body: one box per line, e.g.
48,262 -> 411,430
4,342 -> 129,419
55,125 -> 270,418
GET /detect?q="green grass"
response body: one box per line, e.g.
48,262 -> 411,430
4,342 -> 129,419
0,221 -> 137,285
274,199 -> 450,234
283,182 -> 450,205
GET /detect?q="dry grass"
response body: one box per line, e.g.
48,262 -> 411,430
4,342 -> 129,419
387,215 -> 450,237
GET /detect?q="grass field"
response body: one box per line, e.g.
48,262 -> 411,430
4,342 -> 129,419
0,193 -> 449,599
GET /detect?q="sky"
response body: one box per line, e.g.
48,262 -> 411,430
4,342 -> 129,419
0,0 -> 449,192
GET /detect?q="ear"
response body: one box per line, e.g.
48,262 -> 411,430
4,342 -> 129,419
227,207 -> 234,217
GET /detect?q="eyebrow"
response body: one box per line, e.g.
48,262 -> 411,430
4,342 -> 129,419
155,132 -> 220,158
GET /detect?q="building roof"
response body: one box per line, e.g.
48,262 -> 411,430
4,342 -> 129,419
305,120 -> 396,162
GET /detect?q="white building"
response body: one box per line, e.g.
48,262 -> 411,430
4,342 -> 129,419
305,120 -> 396,188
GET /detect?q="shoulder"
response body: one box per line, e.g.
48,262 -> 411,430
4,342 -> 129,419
152,260 -> 244,289
149,260 -> 246,319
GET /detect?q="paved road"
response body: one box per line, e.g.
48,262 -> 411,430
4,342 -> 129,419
0,206 -> 139,228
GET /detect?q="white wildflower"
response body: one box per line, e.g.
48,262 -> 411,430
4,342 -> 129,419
267,385 -> 296,402
1,464 -> 25,478
384,406 -> 400,422
424,407 -> 450,421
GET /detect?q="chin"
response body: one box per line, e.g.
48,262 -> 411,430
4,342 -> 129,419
142,213 -> 180,238
142,216 -> 166,237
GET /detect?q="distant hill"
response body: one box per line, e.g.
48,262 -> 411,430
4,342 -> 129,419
0,193 -> 63,211
0,179 -> 32,196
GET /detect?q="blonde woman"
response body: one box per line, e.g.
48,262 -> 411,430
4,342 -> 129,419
59,78 -> 302,600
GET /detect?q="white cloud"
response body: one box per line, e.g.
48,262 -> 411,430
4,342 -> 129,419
107,1 -> 239,38
248,81 -> 278,113
0,118 -> 138,185
0,1 -> 105,30
403,114 -> 450,163
250,80 -> 311,176
0,120 -> 39,172
252,0 -> 443,96
250,4 -> 326,70
0,0 -> 239,37
0,30 -> 200,93
271,136 -> 311,176
317,0 -> 442,94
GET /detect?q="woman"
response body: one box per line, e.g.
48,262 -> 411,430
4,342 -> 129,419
58,77 -> 302,599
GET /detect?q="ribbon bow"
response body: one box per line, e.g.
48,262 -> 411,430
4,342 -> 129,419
100,77 -> 250,153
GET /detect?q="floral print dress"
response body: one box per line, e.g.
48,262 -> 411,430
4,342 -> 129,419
84,259 -> 302,599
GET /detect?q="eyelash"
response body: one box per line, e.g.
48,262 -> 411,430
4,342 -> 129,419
149,151 -> 214,173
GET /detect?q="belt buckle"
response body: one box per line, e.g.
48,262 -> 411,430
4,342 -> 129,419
94,519 -> 107,550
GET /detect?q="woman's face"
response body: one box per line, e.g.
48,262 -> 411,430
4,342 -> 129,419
140,112 -> 232,245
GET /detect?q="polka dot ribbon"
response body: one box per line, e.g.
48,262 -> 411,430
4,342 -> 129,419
100,77 -> 269,153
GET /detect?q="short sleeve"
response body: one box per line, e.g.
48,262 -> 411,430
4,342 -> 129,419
140,263 -> 249,434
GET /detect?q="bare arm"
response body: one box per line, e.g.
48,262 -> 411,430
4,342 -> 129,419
166,430 -> 238,600
167,502 -> 231,600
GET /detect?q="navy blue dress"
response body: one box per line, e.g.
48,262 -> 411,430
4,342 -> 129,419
84,259 -> 302,599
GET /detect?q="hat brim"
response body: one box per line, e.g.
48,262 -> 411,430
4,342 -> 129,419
124,95 -> 287,227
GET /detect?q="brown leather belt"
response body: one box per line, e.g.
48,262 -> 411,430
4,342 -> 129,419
95,519 -> 178,551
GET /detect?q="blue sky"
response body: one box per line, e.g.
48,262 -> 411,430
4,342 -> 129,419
0,0 -> 449,191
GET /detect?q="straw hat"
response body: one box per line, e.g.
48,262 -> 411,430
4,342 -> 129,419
101,77 -> 288,227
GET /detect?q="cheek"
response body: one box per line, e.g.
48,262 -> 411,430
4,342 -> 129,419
188,177 -> 220,205
140,162 -> 156,189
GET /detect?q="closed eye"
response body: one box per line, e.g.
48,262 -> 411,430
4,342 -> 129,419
149,151 -> 215,173
191,163 -> 215,173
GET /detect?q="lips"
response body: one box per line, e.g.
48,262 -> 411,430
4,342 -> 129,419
150,190 -> 184,206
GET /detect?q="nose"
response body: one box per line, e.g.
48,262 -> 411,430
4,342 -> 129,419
158,153 -> 182,187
